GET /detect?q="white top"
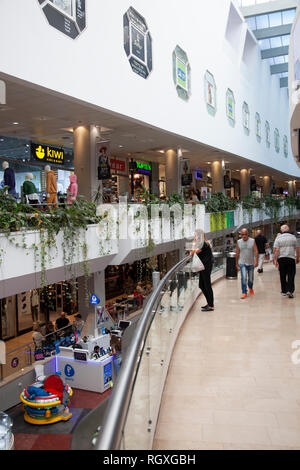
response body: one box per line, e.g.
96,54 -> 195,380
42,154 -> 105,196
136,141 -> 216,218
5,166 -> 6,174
237,237 -> 255,265
274,233 -> 297,260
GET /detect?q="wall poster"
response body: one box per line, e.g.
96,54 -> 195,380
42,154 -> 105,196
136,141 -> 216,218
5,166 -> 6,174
274,128 -> 280,153
172,45 -> 191,101
123,7 -> 152,79
265,121 -> 271,148
242,102 -> 250,135
38,0 -> 86,39
255,112 -> 261,143
226,88 -> 235,126
283,135 -> 288,158
96,141 -> 111,180
204,71 -> 216,116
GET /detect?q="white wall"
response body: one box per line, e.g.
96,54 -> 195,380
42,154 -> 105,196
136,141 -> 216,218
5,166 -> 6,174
0,0 -> 299,177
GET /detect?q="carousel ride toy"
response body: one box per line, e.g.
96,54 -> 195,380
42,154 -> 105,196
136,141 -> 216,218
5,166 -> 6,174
20,373 -> 73,425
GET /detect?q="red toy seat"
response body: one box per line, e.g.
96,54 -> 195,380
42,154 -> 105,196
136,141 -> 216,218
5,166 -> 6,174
43,375 -> 64,400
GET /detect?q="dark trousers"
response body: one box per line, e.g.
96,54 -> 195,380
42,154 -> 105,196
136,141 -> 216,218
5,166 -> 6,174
199,264 -> 214,307
278,257 -> 296,294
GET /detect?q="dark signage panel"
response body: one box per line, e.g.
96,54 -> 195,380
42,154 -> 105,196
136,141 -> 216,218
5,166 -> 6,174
129,57 -> 149,79
43,3 -> 79,39
181,174 -> 193,186
124,7 -> 152,79
31,142 -> 64,165
131,26 -> 145,62
76,0 -> 86,31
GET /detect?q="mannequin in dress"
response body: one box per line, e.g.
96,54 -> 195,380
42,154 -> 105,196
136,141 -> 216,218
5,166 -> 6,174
45,165 -> 57,207
66,174 -> 78,204
2,161 -> 16,197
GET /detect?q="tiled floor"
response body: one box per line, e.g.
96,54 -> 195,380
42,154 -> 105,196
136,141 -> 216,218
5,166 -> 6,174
7,387 -> 111,450
154,262 -> 300,450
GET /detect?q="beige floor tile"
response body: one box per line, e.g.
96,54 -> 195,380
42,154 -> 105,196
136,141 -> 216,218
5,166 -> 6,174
155,421 -> 202,441
153,439 -> 224,450
202,424 -> 271,446
267,427 -> 300,447
213,410 -> 277,427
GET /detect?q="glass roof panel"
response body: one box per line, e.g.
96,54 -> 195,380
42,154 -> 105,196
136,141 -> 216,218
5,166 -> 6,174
256,14 -> 269,29
281,35 -> 290,46
270,36 -> 282,48
246,16 -> 257,30
268,11 -> 282,28
282,9 -> 296,24
258,38 -> 271,50
274,56 -> 284,64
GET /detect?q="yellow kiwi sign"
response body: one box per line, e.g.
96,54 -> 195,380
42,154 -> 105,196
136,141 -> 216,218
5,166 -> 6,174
31,143 -> 64,165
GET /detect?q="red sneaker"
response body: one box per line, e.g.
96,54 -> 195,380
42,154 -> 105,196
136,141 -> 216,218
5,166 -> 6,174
241,294 -> 247,299
249,289 -> 254,294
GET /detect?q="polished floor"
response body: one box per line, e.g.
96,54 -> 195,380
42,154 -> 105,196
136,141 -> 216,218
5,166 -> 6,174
154,262 -> 300,450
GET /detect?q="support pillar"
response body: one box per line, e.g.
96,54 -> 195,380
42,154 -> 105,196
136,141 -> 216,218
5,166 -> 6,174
211,161 -> 224,194
263,176 -> 271,196
78,271 -> 106,336
240,169 -> 250,197
288,180 -> 296,197
73,125 -> 101,202
165,149 -> 180,196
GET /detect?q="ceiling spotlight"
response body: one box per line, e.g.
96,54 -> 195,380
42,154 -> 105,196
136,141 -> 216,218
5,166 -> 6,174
12,121 -> 19,125
118,145 -> 124,148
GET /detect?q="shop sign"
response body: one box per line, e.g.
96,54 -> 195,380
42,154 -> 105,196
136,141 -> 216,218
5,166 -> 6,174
123,7 -> 152,79
136,161 -> 152,175
265,121 -> 271,148
37,0 -> 86,39
283,135 -> 288,158
255,112 -> 261,143
31,142 -> 64,165
109,157 -> 127,175
90,294 -> 100,305
172,45 -> 191,101
242,102 -> 250,136
11,357 -> 19,368
274,128 -> 280,153
204,70 -> 217,116
226,88 -> 235,126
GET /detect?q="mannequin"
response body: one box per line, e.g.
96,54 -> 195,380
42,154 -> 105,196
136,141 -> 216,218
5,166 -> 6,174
23,173 -> 39,204
45,165 -> 57,207
66,174 -> 78,204
2,161 -> 16,197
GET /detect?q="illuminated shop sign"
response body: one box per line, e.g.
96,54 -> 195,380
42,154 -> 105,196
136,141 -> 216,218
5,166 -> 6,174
136,161 -> 152,174
31,142 -> 64,165
109,157 -> 127,175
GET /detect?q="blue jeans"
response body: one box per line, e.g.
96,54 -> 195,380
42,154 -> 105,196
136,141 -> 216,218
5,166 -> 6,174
239,264 -> 254,294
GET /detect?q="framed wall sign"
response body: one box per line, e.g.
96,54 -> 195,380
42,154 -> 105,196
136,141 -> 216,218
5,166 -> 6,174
283,135 -> 288,158
172,45 -> 191,101
255,112 -> 261,143
274,128 -> 280,153
265,121 -> 270,148
226,88 -> 235,126
242,102 -> 250,135
204,71 -> 217,116
31,142 -> 64,165
37,0 -> 86,39
123,7 -> 152,79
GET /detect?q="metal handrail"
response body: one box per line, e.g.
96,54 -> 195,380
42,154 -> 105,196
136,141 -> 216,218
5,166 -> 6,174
95,254 -> 192,450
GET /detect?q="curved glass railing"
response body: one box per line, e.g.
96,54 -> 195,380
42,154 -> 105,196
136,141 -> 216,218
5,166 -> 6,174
93,252 -> 226,450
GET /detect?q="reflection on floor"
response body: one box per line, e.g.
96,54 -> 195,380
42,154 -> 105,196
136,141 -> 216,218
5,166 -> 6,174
154,262 -> 300,450
7,387 -> 111,450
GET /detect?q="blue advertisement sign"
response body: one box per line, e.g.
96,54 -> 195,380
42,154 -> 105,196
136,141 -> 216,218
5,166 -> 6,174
104,361 -> 113,385
64,364 -> 75,377
90,294 -> 100,305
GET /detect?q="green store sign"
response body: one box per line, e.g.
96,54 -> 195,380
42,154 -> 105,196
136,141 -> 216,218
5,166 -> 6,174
136,161 -> 152,174
209,212 -> 235,232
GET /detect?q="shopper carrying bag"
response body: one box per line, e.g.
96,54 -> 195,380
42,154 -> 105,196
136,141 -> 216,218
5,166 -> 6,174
191,229 -> 215,311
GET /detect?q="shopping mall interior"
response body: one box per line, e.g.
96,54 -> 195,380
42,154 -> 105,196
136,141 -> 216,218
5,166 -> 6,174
1,0 -> 300,452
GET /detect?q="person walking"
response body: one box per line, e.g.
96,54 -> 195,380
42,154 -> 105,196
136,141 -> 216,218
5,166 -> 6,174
192,229 -> 215,311
236,228 -> 259,299
273,224 -> 300,298
255,229 -> 269,273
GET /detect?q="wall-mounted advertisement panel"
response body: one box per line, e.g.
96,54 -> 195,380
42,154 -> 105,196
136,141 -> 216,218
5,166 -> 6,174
226,88 -> 235,127
172,45 -> 191,101
123,7 -> 152,79
255,112 -> 261,143
274,128 -> 280,153
242,102 -> 250,136
38,0 -> 86,39
283,135 -> 288,158
265,121 -> 270,148
204,71 -> 216,116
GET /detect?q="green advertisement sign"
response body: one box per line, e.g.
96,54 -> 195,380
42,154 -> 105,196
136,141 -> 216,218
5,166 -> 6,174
210,211 -> 234,232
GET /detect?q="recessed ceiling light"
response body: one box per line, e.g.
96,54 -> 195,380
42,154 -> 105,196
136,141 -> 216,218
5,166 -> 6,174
206,162 -> 211,164
12,121 -> 19,125
118,145 -> 124,148
157,150 -> 165,154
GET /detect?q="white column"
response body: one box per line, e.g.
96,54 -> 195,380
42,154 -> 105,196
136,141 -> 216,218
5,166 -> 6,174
240,169 -> 250,196
211,161 -> 224,194
263,176 -> 271,195
165,149 -> 180,196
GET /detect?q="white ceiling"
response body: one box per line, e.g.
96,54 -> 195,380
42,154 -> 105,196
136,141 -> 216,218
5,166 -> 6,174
0,72 -> 298,185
